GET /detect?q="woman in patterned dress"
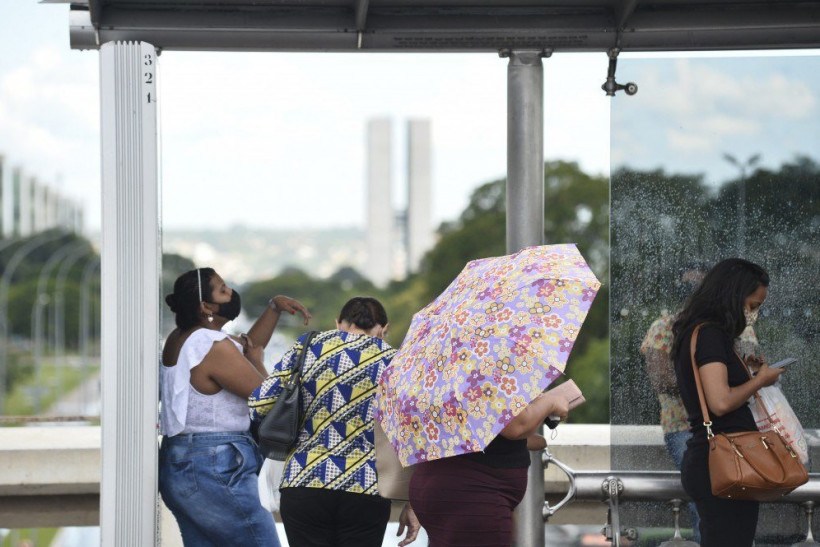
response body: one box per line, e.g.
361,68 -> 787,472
250,297 -> 420,547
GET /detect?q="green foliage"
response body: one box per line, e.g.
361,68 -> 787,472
242,267 -> 386,340
421,161 -> 609,301
162,253 -> 197,298
2,233 -> 100,349
2,362 -> 97,417
611,155 -> 820,427
563,337 -> 610,424
3,350 -> 34,397
248,160 -> 612,422
161,253 -> 197,332
1,528 -> 59,547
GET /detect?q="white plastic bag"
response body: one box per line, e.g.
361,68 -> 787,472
751,384 -> 810,466
257,458 -> 284,513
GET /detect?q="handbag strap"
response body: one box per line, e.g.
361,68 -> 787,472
287,331 -> 318,387
690,324 -> 773,439
689,325 -> 716,438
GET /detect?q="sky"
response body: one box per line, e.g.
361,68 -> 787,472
1,3 -> 818,233
1,2 -> 611,232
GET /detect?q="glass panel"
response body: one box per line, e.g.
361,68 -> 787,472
611,53 -> 820,544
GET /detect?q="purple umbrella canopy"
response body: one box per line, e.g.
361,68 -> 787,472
377,244 -> 601,466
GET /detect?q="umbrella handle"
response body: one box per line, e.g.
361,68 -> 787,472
541,448 -> 577,521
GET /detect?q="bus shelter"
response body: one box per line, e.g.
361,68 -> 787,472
61,1 -> 820,544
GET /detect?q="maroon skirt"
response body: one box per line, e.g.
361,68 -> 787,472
409,457 -> 528,547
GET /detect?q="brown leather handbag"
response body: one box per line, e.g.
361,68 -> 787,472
690,325 -> 808,501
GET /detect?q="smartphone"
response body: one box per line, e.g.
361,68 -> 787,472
770,357 -> 798,369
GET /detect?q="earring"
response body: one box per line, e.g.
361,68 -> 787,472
207,314 -> 214,323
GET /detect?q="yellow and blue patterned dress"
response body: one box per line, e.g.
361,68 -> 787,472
249,330 -> 397,495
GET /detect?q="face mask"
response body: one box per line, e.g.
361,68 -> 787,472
212,290 -> 242,321
744,307 -> 759,327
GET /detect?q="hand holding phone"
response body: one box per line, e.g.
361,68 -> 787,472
544,380 -> 585,428
769,357 -> 797,369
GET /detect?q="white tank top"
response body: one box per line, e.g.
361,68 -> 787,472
160,328 -> 251,436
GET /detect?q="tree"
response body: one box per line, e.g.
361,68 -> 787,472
243,266 -> 385,341
416,161 -> 611,421
610,158 -> 820,426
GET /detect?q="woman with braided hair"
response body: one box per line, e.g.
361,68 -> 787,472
159,267 -> 310,546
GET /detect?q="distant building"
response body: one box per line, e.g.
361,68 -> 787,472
406,119 -> 434,274
365,118 -> 435,287
0,155 -> 83,238
366,119 -> 395,287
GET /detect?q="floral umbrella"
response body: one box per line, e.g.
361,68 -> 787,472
377,244 -> 601,466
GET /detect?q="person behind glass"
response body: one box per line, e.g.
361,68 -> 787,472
249,297 -> 420,547
159,267 -> 310,547
671,258 -> 783,547
640,265 -> 706,541
409,389 -> 569,546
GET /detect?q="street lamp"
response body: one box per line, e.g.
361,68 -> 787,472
0,230 -> 65,412
79,256 -> 100,410
722,153 -> 761,257
54,245 -> 93,387
30,240 -> 87,413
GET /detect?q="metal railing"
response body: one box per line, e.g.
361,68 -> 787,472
542,448 -> 820,546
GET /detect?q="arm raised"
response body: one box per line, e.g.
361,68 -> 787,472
198,338 -> 266,398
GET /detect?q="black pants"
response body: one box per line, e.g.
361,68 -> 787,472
280,487 -> 391,547
681,441 -> 759,547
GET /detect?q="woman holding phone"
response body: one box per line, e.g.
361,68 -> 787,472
672,258 -> 784,547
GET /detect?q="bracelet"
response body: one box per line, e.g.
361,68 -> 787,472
268,298 -> 281,313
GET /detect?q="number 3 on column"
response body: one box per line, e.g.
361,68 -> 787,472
144,53 -> 154,104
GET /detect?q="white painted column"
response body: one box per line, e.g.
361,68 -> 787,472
99,41 -> 161,546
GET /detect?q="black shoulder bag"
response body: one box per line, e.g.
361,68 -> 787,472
257,331 -> 318,460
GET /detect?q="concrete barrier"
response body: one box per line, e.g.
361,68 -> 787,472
1,423 -> 817,536
0,426 -> 100,527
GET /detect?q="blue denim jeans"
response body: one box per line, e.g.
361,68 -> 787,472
159,432 -> 281,547
665,429 -> 701,544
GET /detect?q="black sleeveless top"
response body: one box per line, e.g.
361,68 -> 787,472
673,324 -> 757,444
461,435 -> 530,468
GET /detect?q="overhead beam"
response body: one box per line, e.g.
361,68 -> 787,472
355,0 -> 370,31
70,3 -> 820,52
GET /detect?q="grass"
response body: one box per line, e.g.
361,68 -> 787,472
2,356 -> 100,420
1,527 -> 59,547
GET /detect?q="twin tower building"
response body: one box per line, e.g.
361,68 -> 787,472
0,157 -> 84,238
366,118 -> 435,287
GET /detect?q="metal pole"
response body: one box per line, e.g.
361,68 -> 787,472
0,237 -> 20,255
79,257 -> 100,408
503,49 -> 547,547
100,41 -> 161,545
53,246 -> 92,394
29,240 -> 86,413
722,153 -> 759,257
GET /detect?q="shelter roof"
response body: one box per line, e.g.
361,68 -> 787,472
65,0 -> 820,52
